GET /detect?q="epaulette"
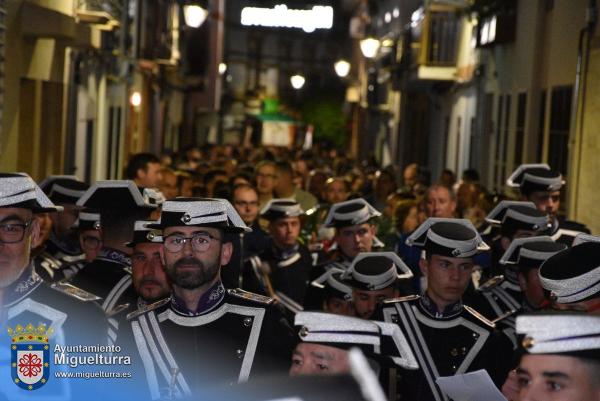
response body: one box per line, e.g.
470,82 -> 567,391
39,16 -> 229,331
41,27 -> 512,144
383,294 -> 420,304
463,305 -> 496,329
106,303 -> 131,318
126,298 -> 170,321
491,308 -> 519,325
227,288 -> 274,305
477,275 -> 504,292
50,282 -> 102,302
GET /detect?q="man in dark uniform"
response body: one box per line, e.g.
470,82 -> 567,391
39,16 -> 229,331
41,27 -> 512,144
0,173 -> 108,401
127,220 -> 170,308
33,176 -> 89,282
38,176 -> 88,262
123,198 -> 294,399
380,218 -> 514,401
469,201 -> 551,338
243,199 -> 313,312
339,252 -> 413,319
304,198 -> 382,310
506,163 -> 590,245
69,181 -> 160,317
500,236 -> 566,313
309,267 -> 354,316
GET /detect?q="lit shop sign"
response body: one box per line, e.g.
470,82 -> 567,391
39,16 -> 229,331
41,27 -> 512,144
241,4 -> 333,33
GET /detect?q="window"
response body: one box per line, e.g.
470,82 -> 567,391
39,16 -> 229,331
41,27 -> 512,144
515,92 -> 527,165
548,86 -> 572,175
537,90 -> 547,162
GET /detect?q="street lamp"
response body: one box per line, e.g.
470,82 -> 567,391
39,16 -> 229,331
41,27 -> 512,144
183,4 -> 208,28
360,37 -> 381,58
290,74 -> 306,89
130,91 -> 142,107
334,59 -> 351,77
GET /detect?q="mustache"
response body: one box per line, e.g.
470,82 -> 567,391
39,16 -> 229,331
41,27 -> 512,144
173,257 -> 204,269
139,277 -> 162,287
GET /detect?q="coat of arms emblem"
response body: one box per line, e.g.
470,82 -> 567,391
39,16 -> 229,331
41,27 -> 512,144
8,323 -> 53,390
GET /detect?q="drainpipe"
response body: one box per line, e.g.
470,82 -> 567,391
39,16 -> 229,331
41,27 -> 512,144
569,0 -> 597,220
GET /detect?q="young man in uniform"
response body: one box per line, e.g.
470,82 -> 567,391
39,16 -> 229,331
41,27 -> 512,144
380,218 -> 514,401
123,198 -> 294,399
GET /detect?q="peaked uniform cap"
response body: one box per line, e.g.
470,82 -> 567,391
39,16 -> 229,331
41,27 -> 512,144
76,180 -> 159,210
39,176 -> 89,205
0,173 -> 62,213
323,198 -> 381,228
311,268 -> 353,301
341,252 -> 413,291
539,242 -> 600,304
148,197 -> 251,233
485,201 -> 550,234
125,220 -> 163,247
516,313 -> 600,360
499,236 -> 567,270
507,164 -> 564,194
294,311 -> 419,369
73,211 -> 101,231
260,199 -> 305,221
406,218 -> 489,258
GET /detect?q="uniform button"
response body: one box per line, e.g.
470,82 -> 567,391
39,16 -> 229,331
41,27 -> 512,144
472,333 -> 479,338
452,365 -> 457,371
236,349 -> 244,359
450,348 -> 458,357
243,317 -> 253,327
461,347 -> 467,355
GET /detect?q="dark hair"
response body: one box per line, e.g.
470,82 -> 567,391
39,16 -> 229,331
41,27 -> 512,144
462,169 -> 480,182
125,153 -> 160,180
275,160 -> 294,177
232,183 -> 258,199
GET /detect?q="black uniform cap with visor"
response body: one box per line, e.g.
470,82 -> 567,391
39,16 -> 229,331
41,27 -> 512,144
405,218 -> 490,258
506,163 -> 565,196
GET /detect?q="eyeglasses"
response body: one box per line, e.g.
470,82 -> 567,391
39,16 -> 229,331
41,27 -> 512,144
81,235 -> 101,250
0,221 -> 32,244
163,232 -> 221,253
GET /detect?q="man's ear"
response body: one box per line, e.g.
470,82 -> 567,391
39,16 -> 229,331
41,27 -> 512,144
29,217 -> 41,250
220,242 -> 233,266
419,258 -> 429,277
159,245 -> 167,267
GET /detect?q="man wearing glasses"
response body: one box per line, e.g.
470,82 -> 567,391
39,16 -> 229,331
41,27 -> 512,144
123,198 -> 293,400
0,173 -> 107,401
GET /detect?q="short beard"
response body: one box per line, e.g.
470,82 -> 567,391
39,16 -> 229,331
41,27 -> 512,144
166,256 -> 220,290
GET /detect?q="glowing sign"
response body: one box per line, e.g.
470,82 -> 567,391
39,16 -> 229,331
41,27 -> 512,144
241,4 -> 333,33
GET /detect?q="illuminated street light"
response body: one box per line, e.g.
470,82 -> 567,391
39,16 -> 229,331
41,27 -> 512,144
130,91 -> 142,107
184,4 -> 208,28
334,59 -> 351,77
219,62 -> 227,75
360,37 -> 381,58
290,74 -> 306,89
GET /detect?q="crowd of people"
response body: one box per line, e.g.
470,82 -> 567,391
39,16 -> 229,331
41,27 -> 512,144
0,144 -> 598,401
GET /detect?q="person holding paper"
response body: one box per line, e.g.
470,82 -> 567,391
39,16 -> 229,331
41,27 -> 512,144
379,218 -> 514,401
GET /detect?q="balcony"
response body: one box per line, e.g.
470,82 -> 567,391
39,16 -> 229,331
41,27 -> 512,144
410,3 -> 463,81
